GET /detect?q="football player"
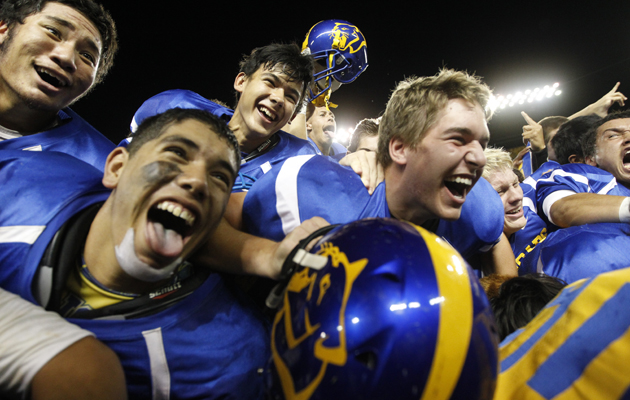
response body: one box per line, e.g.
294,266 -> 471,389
0,0 -> 118,170
0,108 -> 275,398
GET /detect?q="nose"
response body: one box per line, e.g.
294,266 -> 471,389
464,142 -> 486,171
505,185 -> 522,205
177,164 -> 209,202
269,87 -> 285,107
51,42 -> 77,73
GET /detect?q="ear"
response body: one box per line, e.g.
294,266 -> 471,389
568,154 -> 582,164
0,21 -> 9,45
233,72 -> 247,94
102,147 -> 129,189
389,137 -> 408,166
306,122 -> 313,134
585,154 -> 598,167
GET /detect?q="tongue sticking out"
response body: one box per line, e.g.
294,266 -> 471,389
147,220 -> 184,258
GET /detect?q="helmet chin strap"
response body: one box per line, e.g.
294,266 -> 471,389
115,228 -> 182,282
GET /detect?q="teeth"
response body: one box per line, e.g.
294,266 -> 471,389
36,67 -> 66,87
259,106 -> 276,121
445,176 -> 473,186
156,201 -> 195,226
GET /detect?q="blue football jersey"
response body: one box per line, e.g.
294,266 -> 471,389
521,160 -> 560,212
497,267 -> 630,399
0,107 -> 115,171
529,222 -> 630,284
242,154 -> 503,260
131,89 -> 317,192
510,207 -> 548,275
536,163 -> 630,227
0,150 -> 271,399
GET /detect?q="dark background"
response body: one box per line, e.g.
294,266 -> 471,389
73,1 -> 630,149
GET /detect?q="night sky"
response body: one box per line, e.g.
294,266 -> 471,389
72,1 -> 630,150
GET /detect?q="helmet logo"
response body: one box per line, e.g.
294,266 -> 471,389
329,23 -> 366,54
270,242 -> 368,399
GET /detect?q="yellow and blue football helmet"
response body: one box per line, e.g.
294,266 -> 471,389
302,19 -> 368,105
266,218 -> 498,400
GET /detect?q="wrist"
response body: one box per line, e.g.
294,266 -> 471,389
619,197 -> 630,223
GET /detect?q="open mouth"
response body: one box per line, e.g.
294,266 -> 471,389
258,105 -> 277,122
623,150 -> 630,167
146,200 -> 196,258
323,124 -> 335,137
506,206 -> 522,217
444,176 -> 473,199
36,67 -> 66,88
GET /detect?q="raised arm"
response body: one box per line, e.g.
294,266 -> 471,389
548,193 -> 627,227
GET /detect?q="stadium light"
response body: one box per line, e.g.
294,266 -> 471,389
334,126 -> 353,145
488,82 -> 561,112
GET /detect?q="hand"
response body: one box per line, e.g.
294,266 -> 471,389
512,146 -> 531,169
339,150 -> 384,194
588,82 -> 626,117
521,112 -> 545,151
268,217 -> 330,279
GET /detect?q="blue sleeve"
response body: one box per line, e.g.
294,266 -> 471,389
242,155 -> 367,241
436,177 -> 504,259
131,90 -> 233,131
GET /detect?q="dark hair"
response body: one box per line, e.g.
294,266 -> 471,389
127,108 -> 240,174
348,118 -> 379,152
582,110 -> 630,161
0,0 -> 118,85
489,273 -> 566,341
538,116 -> 569,144
550,114 -> 600,165
235,43 -> 314,106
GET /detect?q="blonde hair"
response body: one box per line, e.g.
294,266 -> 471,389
378,68 -> 492,167
482,147 -> 513,180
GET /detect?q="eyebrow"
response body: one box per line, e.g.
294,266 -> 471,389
447,127 -> 490,143
160,135 -> 200,151
44,15 -> 101,59
161,135 -> 238,178
262,72 -> 302,100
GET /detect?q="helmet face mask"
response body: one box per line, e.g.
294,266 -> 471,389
266,218 -> 499,400
302,19 -> 369,103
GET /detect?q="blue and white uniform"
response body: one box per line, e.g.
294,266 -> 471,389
131,89 -> 317,192
0,107 -> 115,171
497,267 -> 630,399
510,207 -> 548,275
0,150 -> 270,400
536,163 -> 630,228
521,160 -> 560,212
242,154 -> 504,260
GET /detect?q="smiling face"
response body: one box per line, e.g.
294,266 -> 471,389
0,2 -> 102,116
232,64 -> 304,151
307,106 -> 336,154
394,98 -> 489,223
105,119 -> 238,270
592,118 -> 630,187
487,168 -> 526,237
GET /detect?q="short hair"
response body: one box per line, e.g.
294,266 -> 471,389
550,114 -> 600,165
482,147 -> 513,180
582,110 -> 630,161
127,108 -> 240,174
538,116 -> 569,144
235,43 -> 314,106
490,273 -> 566,341
0,0 -> 118,86
377,69 -> 492,168
348,118 -> 379,152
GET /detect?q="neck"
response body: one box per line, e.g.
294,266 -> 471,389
384,165 -> 432,226
0,99 -> 59,133
228,109 -> 273,153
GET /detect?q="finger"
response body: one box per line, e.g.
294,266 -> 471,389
366,152 -> 378,195
521,111 -> 537,126
609,82 -> 621,94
